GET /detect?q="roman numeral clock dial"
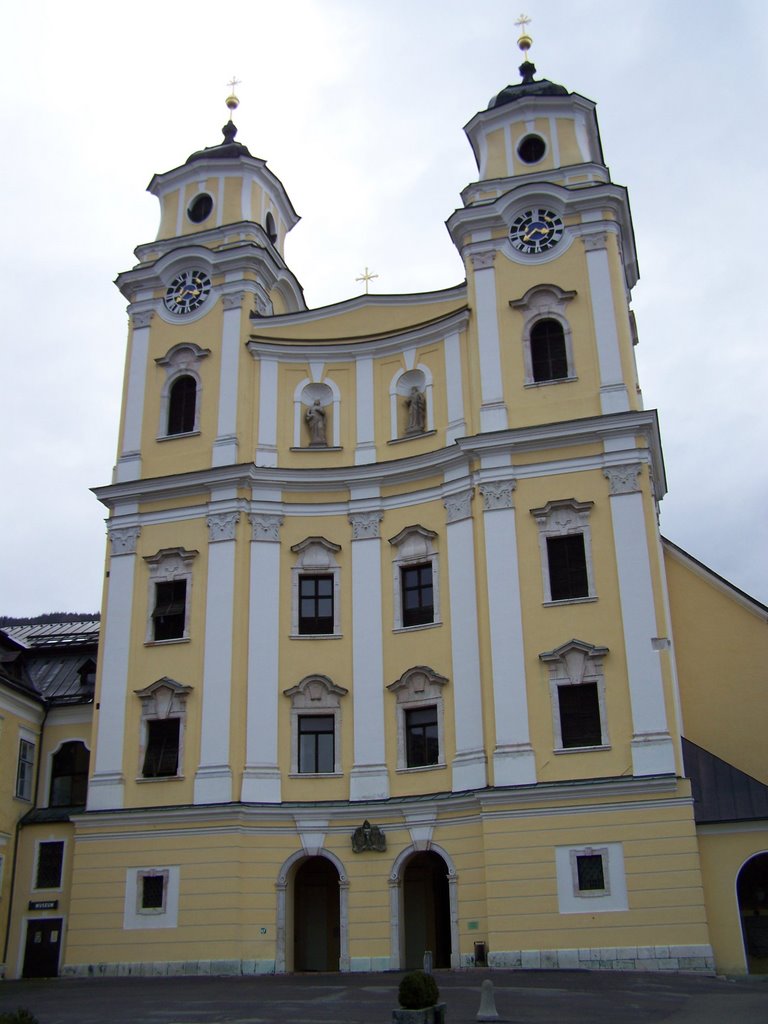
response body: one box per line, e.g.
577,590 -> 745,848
163,269 -> 212,315
510,209 -> 564,255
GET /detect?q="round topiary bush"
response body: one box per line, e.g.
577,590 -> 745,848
398,969 -> 440,1009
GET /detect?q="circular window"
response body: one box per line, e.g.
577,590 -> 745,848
517,135 -> 546,164
187,193 -> 213,224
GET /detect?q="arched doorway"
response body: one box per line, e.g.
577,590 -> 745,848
402,851 -> 451,969
293,856 -> 341,971
738,852 -> 768,974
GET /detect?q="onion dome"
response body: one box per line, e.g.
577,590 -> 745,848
488,14 -> 569,109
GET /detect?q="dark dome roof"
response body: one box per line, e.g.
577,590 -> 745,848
185,120 -> 252,164
488,61 -> 569,110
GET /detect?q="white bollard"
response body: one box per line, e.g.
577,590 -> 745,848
476,977 -> 500,1021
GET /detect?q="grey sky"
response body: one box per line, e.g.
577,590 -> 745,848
1,0 -> 766,614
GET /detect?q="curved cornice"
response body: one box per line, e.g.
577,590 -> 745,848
94,410 -> 665,509
247,307 -> 470,361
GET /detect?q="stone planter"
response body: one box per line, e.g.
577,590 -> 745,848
392,1003 -> 446,1024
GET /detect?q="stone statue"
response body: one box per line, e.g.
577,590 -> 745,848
405,386 -> 426,435
351,819 -> 386,853
305,399 -> 327,447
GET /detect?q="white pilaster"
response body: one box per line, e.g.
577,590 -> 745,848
116,312 -> 152,483
355,357 -> 376,465
470,251 -> 508,433
444,330 -> 467,444
348,510 -> 389,801
194,509 -> 239,803
583,233 -> 629,414
241,512 -> 284,803
212,292 -> 244,466
255,356 -> 279,467
443,489 -> 487,791
478,481 -> 536,786
87,524 -> 141,810
604,464 -> 674,775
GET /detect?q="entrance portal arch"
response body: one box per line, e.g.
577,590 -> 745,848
275,849 -> 349,973
389,844 -> 459,969
737,852 -> 768,974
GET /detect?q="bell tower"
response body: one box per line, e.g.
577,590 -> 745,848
447,20 -> 640,431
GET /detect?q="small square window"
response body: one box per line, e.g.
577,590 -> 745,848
298,715 -> 335,773
547,535 -> 588,600
142,874 -> 165,910
152,580 -> 187,641
16,738 -> 35,800
298,575 -> 334,635
142,719 -> 181,778
401,564 -> 434,627
35,842 -> 64,890
558,682 -> 603,748
405,705 -> 439,768
576,853 -> 605,892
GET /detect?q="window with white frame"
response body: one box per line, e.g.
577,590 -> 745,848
144,547 -> 197,643
134,677 -> 192,780
155,343 -> 209,439
34,841 -> 64,890
387,666 -> 448,771
283,675 -> 347,775
123,866 -> 180,929
540,639 -> 610,751
16,735 -> 35,800
389,526 -> 440,631
509,283 -> 576,386
290,537 -> 341,637
531,499 -> 595,604
555,842 -> 628,913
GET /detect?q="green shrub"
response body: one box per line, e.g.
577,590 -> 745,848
398,970 -> 440,1009
0,1010 -> 39,1024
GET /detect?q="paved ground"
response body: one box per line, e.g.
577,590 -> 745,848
1,970 -> 768,1024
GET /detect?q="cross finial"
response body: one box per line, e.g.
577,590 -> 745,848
514,13 -> 531,33
355,266 -> 379,294
226,76 -> 241,119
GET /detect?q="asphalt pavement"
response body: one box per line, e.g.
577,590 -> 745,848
1,969 -> 768,1024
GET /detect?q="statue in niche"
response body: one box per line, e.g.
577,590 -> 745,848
404,386 -> 426,435
352,819 -> 386,853
305,399 -> 327,447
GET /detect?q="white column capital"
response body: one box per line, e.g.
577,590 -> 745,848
604,463 -> 642,495
479,479 -> 516,511
207,511 -> 240,542
108,525 -> 141,556
249,512 -> 284,542
348,510 -> 383,540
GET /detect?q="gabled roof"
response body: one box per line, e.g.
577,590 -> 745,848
682,737 -> 768,824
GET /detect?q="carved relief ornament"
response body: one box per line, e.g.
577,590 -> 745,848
108,525 -> 141,556
479,480 -> 517,511
443,489 -> 474,524
603,464 -> 642,495
348,511 -> 383,540
207,511 -> 240,542
249,512 -> 284,542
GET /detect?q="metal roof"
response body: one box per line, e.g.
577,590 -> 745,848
682,737 -> 768,824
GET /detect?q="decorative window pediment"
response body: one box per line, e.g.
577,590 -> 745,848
134,677 -> 193,718
388,666 -> 448,772
531,500 -> 595,604
540,639 -> 609,752
284,674 -> 348,775
388,526 -> 440,631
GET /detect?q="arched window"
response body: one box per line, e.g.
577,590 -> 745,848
530,319 -> 568,382
167,375 -> 196,435
265,211 -> 277,245
49,741 -> 90,807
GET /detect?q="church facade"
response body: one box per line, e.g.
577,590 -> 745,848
3,49 -> 767,980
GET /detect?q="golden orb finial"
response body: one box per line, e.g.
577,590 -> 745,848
226,75 -> 241,120
515,13 -> 533,58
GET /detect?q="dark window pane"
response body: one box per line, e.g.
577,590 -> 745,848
153,580 -> 186,640
36,842 -> 64,889
142,718 -> 180,777
558,683 -> 602,748
167,375 -> 196,435
547,535 -> 588,600
298,575 -> 334,634
298,715 -> 334,773
49,741 -> 90,807
142,874 -> 165,909
577,854 -> 605,891
401,563 -> 434,627
405,705 -> 439,767
531,319 -> 568,382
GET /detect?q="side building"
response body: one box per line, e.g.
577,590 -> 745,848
4,49 -> 766,979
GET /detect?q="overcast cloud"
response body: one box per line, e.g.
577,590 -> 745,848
1,0 -> 766,614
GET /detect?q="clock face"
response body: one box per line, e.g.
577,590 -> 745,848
163,269 -> 212,316
509,209 -> 564,255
